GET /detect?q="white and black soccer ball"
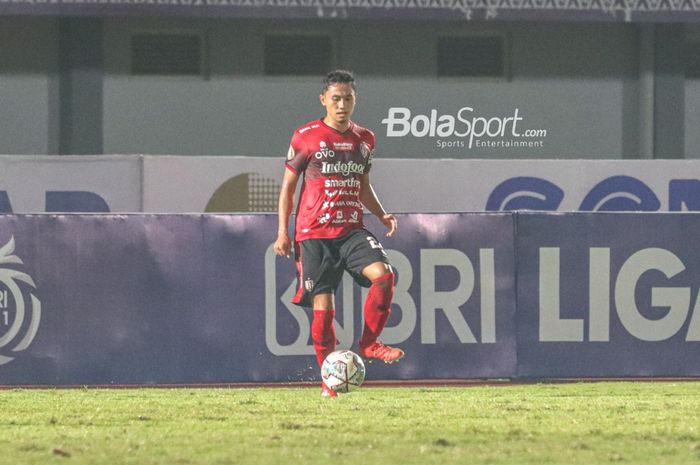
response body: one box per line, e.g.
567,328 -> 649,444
321,350 -> 366,393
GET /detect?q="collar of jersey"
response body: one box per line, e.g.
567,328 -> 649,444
319,118 -> 354,135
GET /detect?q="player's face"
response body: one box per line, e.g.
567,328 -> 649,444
320,83 -> 356,130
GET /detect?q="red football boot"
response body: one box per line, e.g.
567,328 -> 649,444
359,341 -> 404,364
321,382 -> 338,398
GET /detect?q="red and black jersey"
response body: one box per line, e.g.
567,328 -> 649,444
285,118 -> 375,242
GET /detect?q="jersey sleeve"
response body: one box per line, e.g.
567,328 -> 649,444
285,130 -> 309,174
361,130 -> 376,174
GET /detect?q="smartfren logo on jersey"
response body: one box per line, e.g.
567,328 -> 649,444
0,237 -> 41,365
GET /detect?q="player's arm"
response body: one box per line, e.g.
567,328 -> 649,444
359,173 -> 397,237
274,167 -> 300,258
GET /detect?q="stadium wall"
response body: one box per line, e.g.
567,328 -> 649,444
0,18 -> 60,155
0,212 -> 698,385
3,17 -> 700,159
102,19 -> 636,159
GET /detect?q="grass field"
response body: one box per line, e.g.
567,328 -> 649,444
0,382 -> 699,465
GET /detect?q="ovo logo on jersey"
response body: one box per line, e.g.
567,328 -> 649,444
0,237 -> 41,365
314,141 -> 335,159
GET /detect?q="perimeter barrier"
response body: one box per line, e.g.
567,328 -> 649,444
3,155 -> 700,214
0,212 -> 698,385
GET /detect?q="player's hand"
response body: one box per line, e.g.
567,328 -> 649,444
381,214 -> 397,237
273,234 -> 292,258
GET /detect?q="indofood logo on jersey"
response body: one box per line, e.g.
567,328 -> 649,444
0,237 -> 41,365
382,107 -> 547,149
321,161 -> 365,176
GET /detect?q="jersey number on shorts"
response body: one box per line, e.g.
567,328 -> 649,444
367,237 -> 384,250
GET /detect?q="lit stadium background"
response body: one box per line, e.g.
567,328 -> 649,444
2,0 -> 700,381
0,5 -> 699,463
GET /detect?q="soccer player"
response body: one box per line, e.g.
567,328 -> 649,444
273,70 -> 404,397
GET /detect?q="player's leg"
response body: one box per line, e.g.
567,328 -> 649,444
341,230 -> 404,363
358,261 -> 404,363
312,293 -> 339,397
311,292 -> 336,368
359,262 -> 394,348
292,239 -> 344,397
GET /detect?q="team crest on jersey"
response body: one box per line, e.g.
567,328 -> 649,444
304,278 -> 314,292
287,145 -> 296,160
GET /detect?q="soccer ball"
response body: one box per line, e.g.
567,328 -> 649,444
321,350 -> 366,393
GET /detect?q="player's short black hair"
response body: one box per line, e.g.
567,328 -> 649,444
322,69 -> 356,93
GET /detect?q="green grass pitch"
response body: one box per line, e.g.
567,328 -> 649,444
0,382 -> 699,465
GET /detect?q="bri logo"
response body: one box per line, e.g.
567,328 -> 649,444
485,176 -> 700,212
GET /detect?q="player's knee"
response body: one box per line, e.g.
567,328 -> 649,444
372,271 -> 395,291
371,272 -> 395,310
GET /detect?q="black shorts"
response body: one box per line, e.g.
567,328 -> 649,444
291,228 -> 390,308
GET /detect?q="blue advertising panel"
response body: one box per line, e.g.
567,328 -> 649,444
0,213 -> 516,385
516,212 -> 700,377
0,214 -> 242,384
269,213 -> 519,381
